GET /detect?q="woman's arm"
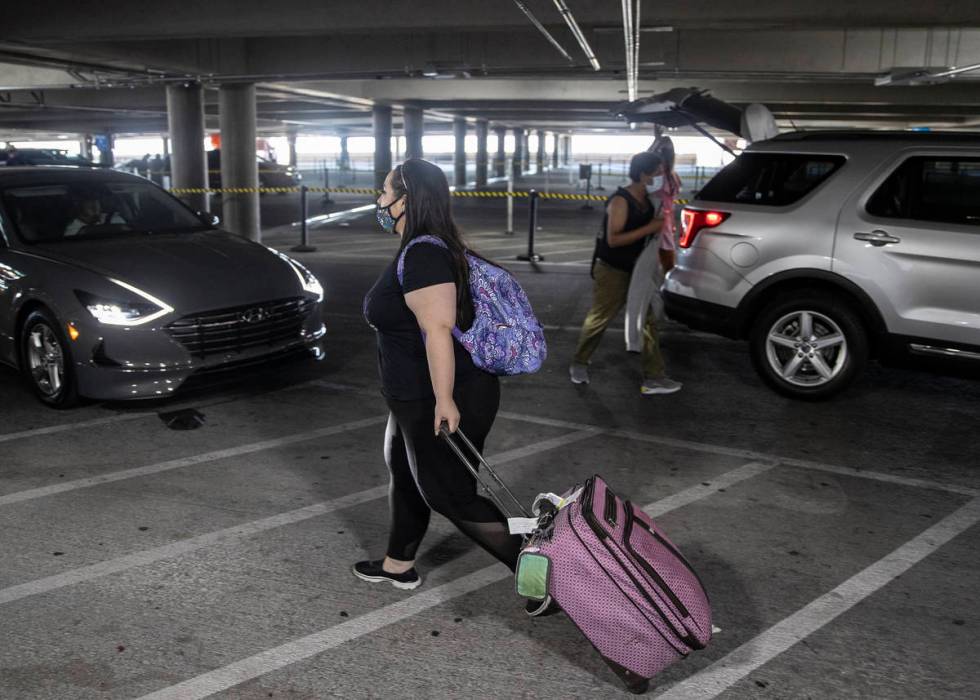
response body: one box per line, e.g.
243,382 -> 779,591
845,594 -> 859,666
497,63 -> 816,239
606,196 -> 663,248
405,282 -> 461,434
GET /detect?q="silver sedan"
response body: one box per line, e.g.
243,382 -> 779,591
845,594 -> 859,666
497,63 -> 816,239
0,167 -> 325,407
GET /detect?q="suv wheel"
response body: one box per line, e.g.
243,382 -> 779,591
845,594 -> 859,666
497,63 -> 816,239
20,309 -> 79,408
749,292 -> 868,400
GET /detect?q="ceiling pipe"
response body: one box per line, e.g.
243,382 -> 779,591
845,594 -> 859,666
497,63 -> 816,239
512,1 -> 574,64
551,0 -> 601,71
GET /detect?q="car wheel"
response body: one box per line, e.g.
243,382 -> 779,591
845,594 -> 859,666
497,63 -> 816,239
19,309 -> 79,408
749,291 -> 868,400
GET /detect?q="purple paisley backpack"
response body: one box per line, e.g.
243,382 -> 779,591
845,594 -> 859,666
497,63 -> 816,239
397,235 -> 547,375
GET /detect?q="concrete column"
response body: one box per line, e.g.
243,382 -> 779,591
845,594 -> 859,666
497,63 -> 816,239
475,120 -> 489,187
165,82 -> 208,213
562,135 -> 571,164
339,135 -> 351,170
493,126 -> 507,178
536,130 -> 546,172
404,106 -> 424,160
521,131 -> 530,173
162,136 -> 170,158
218,83 -> 260,241
453,117 -> 467,187
287,130 -> 298,168
79,134 -> 93,160
551,131 -> 559,168
512,128 -> 525,178
373,105 -> 393,191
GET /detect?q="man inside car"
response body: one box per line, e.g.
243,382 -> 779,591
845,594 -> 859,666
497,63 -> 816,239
64,189 -> 126,237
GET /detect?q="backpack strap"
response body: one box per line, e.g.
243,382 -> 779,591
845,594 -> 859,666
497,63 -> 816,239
396,235 -> 447,287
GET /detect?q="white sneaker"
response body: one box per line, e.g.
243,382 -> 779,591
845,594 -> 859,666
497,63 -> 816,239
640,377 -> 682,395
569,363 -> 590,384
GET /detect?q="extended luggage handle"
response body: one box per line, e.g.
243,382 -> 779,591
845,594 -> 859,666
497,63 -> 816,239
439,424 -> 531,520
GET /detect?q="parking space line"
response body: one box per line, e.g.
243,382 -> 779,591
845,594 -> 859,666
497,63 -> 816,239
0,378 -> 332,446
654,496 -> 980,700
500,412 -> 978,497
135,458 -> 764,700
0,429 -> 600,606
0,415 -> 387,507
0,412 -> 152,444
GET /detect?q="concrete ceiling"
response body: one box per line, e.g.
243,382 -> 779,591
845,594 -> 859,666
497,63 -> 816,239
2,0 -> 980,139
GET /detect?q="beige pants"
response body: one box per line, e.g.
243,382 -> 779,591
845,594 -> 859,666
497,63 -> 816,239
574,260 -> 666,380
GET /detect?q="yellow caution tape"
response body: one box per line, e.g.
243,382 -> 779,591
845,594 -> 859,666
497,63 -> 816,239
167,186 -> 688,206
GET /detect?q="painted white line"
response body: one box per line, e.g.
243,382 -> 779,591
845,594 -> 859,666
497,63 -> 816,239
0,412 -> 152,444
643,461 -> 777,518
136,459 -> 762,700
655,496 -> 980,700
0,415 -> 387,507
500,411 -> 978,497
0,429 -> 599,605
0,378 -> 335,446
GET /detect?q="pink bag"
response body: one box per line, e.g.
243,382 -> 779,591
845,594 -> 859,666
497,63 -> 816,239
439,429 -> 711,695
518,476 -> 712,694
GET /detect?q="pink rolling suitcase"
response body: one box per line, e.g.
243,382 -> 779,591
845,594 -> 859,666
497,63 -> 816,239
441,429 -> 712,695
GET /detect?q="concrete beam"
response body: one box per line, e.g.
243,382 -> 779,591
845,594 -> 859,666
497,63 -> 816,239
7,1 -> 980,42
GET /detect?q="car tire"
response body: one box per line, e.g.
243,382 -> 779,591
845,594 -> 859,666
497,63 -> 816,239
19,309 -> 80,409
749,290 -> 868,400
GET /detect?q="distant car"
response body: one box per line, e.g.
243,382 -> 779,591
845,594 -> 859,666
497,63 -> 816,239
206,150 -> 301,191
0,167 -> 325,407
663,131 -> 980,399
1,148 -> 97,168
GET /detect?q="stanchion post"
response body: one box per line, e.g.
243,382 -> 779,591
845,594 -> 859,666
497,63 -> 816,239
505,175 -> 514,235
292,185 -> 316,252
321,166 -> 334,205
517,190 -> 543,262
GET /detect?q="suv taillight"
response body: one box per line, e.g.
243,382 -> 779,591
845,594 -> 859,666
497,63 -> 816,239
679,209 -> 730,248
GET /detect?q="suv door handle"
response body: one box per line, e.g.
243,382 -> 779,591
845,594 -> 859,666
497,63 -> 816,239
854,230 -> 901,246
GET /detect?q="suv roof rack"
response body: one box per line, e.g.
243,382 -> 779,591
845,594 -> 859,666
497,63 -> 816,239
770,130 -> 980,143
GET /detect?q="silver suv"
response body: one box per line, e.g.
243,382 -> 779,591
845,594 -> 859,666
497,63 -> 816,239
663,131 -> 980,398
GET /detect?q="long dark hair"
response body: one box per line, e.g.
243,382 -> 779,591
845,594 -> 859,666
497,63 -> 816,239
391,158 -> 474,320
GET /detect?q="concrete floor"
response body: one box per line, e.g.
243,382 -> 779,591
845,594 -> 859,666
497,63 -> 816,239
1,176 -> 979,699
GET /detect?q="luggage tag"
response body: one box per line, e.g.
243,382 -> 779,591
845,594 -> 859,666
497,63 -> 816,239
507,517 -> 540,535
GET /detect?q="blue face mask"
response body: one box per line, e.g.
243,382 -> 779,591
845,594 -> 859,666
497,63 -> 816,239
376,201 -> 403,234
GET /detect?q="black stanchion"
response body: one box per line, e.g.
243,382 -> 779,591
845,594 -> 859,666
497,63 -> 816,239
517,190 -> 543,263
321,165 -> 334,205
292,185 -> 316,252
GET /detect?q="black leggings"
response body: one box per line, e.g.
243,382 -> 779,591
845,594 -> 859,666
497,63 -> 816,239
383,372 -> 523,571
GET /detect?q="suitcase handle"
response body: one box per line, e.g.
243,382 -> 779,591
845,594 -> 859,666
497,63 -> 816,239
439,424 -> 531,519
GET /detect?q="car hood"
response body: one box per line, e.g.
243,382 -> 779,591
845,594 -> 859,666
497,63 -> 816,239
32,231 -> 307,313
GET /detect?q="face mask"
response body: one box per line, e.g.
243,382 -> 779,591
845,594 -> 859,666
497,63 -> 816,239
646,175 -> 664,194
376,200 -> 403,234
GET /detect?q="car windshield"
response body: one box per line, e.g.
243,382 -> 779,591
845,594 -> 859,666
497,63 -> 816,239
1,181 -> 210,243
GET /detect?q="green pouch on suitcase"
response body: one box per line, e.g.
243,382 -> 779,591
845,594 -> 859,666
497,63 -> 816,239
515,552 -> 551,600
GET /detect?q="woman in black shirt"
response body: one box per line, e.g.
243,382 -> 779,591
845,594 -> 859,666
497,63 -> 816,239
355,159 -> 522,591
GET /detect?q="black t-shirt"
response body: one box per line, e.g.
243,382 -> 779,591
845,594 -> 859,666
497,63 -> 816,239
364,241 -> 480,401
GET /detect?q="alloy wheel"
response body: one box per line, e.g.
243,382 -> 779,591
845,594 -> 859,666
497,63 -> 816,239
27,323 -> 65,397
764,310 -> 848,388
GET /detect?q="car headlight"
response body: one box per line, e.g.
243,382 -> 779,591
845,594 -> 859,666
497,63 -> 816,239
272,250 -> 323,302
75,279 -> 174,326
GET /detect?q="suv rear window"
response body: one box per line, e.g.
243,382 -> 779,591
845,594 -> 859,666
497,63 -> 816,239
866,156 -> 980,226
697,153 -> 845,206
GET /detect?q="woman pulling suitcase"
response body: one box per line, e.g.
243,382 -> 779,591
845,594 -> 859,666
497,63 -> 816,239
354,159 -> 525,591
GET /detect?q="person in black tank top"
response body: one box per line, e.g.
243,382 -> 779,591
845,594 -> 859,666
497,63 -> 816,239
571,151 -> 683,395
354,159 -> 523,594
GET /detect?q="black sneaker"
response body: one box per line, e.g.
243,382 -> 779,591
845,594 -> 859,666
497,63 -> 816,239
352,560 -> 422,590
525,597 -> 562,617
